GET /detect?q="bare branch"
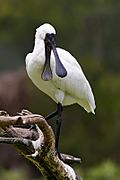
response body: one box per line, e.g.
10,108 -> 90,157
0,110 -> 82,180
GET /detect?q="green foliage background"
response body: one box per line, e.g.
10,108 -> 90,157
0,0 -> 120,179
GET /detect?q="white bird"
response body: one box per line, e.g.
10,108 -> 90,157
25,23 -> 96,159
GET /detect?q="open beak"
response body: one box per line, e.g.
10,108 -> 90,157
41,33 -> 67,81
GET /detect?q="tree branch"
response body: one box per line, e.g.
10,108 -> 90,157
0,110 -> 82,180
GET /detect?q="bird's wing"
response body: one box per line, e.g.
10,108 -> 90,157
53,48 -> 96,113
56,48 -> 82,70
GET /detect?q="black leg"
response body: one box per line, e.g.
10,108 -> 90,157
55,103 -> 63,160
45,103 -> 63,120
45,103 -> 63,160
45,108 -> 59,120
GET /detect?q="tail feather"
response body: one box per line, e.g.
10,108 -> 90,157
78,98 -> 96,114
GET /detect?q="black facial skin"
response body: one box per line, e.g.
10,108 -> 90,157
41,33 -> 67,81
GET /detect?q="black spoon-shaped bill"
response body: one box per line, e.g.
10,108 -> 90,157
41,59 -> 52,81
42,33 -> 67,81
52,45 -> 67,78
41,37 -> 53,81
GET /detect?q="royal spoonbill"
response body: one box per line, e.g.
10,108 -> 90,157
25,23 -> 96,159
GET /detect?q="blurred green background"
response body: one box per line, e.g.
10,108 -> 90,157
0,0 -> 120,179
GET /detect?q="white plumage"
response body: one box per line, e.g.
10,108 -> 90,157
25,23 -> 96,114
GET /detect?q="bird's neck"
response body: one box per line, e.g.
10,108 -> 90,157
33,36 -> 45,54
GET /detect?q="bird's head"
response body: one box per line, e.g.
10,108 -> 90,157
36,23 -> 67,81
36,23 -> 56,40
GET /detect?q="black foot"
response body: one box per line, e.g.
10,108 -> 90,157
55,147 -> 62,160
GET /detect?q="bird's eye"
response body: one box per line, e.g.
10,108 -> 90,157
46,33 -> 55,40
